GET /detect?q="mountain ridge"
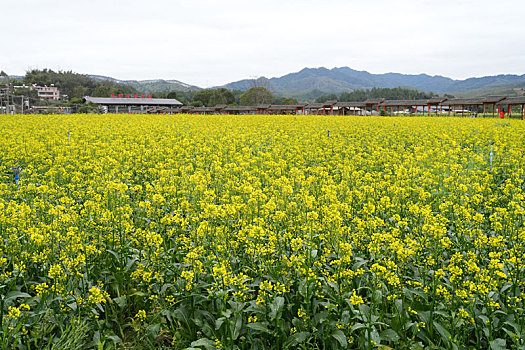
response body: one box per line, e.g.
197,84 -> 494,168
89,75 -> 202,93
219,67 -> 525,97
4,68 -> 525,99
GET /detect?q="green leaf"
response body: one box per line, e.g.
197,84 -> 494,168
5,291 -> 31,302
353,258 -> 368,269
358,304 -> 370,322
269,296 -> 284,319
298,280 -> 308,298
247,322 -> 271,333
190,338 -> 216,350
233,316 -> 243,340
503,320 -> 518,332
332,330 -> 348,347
418,311 -> 430,324
313,310 -> 329,325
147,324 -> 160,338
489,339 -> 506,350
380,329 -> 400,342
351,323 -> 367,332
215,317 -> 225,330
105,335 -> 122,344
370,327 -> 381,345
394,299 -> 403,314
433,321 -> 451,345
500,283 -> 512,293
285,332 -> 310,347
113,296 -> 126,308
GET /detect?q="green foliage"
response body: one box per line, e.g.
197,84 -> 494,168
191,100 -> 204,107
273,97 -> 299,105
13,86 -> 39,100
23,69 -> 139,99
166,91 -> 178,99
315,93 -> 337,103
295,89 -> 326,102
190,88 -> 235,107
338,87 -> 436,102
240,87 -> 274,106
232,90 -> 244,105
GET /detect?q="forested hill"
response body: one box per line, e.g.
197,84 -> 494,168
21,69 -> 139,99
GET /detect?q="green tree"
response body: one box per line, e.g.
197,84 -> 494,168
239,87 -> 274,106
23,69 -> 139,100
315,94 -> 337,103
338,87 -> 436,102
166,91 -> 178,99
191,88 -> 235,106
92,82 -> 116,97
191,100 -> 204,107
273,97 -> 299,105
13,86 -> 39,100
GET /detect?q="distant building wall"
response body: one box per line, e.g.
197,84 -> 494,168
34,85 -> 60,100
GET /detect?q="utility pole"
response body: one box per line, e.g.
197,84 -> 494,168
0,71 -> 10,114
18,96 -> 25,114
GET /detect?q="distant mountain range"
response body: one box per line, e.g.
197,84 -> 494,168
4,68 -> 525,99
0,75 -> 24,82
219,67 -> 525,98
89,75 -> 201,93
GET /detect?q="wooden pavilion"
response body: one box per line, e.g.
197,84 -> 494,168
496,97 -> 525,119
304,101 -> 337,115
268,104 -> 305,115
256,104 -> 270,114
427,97 -> 449,114
191,107 -> 216,115
440,96 -> 506,117
379,99 -> 431,116
303,103 -> 323,115
213,105 -> 227,114
334,102 -> 366,115
480,96 -> 507,116
222,106 -> 257,115
364,98 -> 385,116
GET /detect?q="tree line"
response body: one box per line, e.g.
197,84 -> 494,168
315,87 -> 438,103
23,69 -> 139,100
158,87 -> 298,107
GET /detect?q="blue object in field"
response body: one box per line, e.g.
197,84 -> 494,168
327,130 -> 330,138
15,173 -> 19,185
490,146 -> 493,171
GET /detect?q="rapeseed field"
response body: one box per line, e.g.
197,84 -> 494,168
1,114 -> 524,349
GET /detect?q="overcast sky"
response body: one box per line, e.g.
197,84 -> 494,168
1,0 -> 524,87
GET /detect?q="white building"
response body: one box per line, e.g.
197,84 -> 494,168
34,85 -> 60,100
13,84 -> 61,101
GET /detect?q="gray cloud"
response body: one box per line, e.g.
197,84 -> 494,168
1,0 -> 524,87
